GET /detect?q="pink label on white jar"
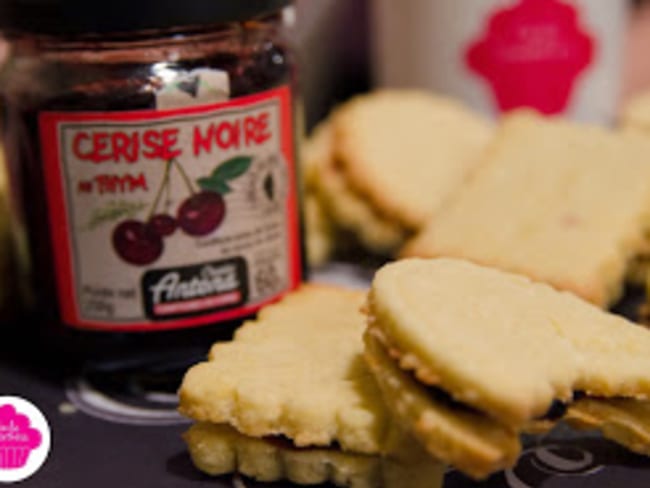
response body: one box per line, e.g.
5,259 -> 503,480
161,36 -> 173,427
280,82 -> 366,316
466,0 -> 595,115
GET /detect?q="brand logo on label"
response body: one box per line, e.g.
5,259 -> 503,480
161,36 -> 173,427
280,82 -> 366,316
0,397 -> 50,483
466,0 -> 595,115
142,257 -> 248,320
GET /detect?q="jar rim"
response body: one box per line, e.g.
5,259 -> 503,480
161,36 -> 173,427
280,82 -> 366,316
8,23 -> 280,65
0,0 -> 291,36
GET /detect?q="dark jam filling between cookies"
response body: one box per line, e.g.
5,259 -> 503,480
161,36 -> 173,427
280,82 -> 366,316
262,435 -> 341,452
414,368 -> 585,422
424,384 -> 482,416
380,334 -> 587,425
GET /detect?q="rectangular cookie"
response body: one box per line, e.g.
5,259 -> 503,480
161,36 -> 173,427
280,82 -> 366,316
402,111 -> 650,307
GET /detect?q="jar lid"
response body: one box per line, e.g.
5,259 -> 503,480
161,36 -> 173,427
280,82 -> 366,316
0,0 -> 292,35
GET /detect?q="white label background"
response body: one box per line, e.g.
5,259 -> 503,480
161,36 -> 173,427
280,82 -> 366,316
56,97 -> 289,324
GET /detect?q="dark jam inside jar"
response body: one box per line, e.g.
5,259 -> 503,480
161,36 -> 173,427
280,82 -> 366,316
0,15 -> 304,373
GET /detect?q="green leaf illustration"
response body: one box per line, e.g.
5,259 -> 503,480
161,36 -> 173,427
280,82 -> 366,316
198,177 -> 232,194
212,156 -> 253,181
196,156 -> 253,195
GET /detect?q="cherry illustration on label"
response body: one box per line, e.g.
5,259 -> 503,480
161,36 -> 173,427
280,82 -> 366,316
177,191 -> 225,237
465,0 -> 595,115
110,155 -> 252,266
112,220 -> 163,266
147,214 -> 177,238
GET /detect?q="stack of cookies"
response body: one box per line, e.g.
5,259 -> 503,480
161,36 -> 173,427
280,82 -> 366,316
302,90 -> 493,264
179,258 -> 650,486
179,285 -> 445,488
364,258 -> 650,479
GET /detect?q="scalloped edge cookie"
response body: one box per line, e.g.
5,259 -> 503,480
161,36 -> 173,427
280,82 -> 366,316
306,119 -> 408,255
184,422 -> 445,488
179,285 -> 388,454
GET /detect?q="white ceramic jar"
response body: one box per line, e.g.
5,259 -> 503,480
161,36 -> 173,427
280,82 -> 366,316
372,0 -> 628,124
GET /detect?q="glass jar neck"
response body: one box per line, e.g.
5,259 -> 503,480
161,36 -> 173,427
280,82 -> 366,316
5,15 -> 283,64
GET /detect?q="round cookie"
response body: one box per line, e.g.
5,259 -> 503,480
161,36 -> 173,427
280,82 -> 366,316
335,90 -> 493,229
305,119 -> 408,256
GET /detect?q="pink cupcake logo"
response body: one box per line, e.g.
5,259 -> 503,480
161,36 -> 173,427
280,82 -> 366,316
0,397 -> 50,483
0,404 -> 42,469
466,0 -> 595,115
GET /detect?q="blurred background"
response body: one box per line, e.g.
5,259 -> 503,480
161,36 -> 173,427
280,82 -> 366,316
0,1 -> 646,136
294,0 -> 371,129
296,0 -> 650,129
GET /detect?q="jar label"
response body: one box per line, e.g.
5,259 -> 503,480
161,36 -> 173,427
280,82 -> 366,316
39,86 -> 301,331
465,0 -> 595,115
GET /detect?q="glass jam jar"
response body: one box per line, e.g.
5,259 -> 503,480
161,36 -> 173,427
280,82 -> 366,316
0,0 -> 304,367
